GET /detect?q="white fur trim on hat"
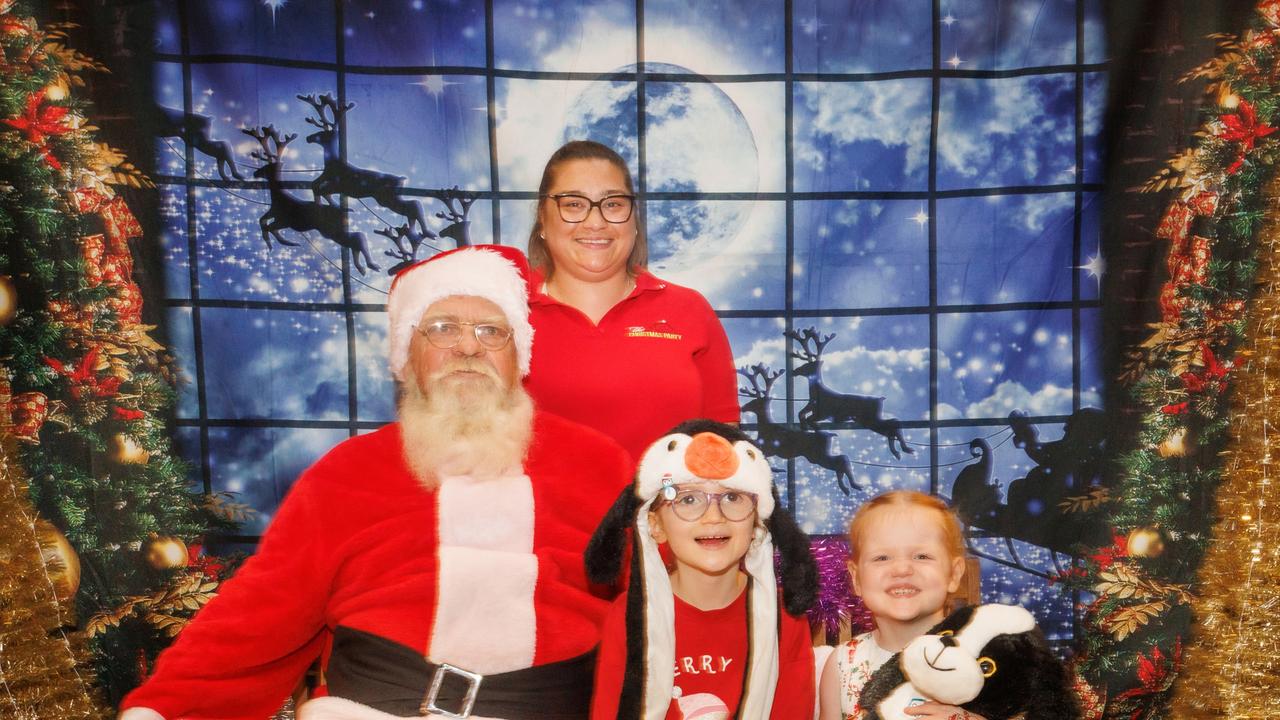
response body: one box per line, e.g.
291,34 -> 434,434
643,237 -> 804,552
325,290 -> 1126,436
387,247 -> 533,381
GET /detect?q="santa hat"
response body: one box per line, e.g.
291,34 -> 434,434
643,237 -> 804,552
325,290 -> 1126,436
585,419 -> 818,720
386,245 -> 534,381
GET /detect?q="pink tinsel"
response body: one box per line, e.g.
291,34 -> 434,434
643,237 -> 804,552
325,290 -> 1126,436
807,536 -> 873,642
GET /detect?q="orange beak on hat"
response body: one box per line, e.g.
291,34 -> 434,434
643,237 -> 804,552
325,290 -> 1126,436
684,432 -> 739,480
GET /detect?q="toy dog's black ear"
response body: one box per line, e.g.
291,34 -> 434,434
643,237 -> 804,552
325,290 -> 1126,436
858,648 -> 906,720
1019,638 -> 1082,720
935,604 -> 975,632
585,485 -> 641,584
967,628 -> 1081,720
766,487 -> 818,616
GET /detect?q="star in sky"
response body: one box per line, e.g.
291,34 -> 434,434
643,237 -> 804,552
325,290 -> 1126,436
1077,253 -> 1105,289
946,54 -> 963,69
942,13 -> 958,27
910,207 -> 929,227
262,0 -> 287,26
797,16 -> 826,36
411,75 -> 458,98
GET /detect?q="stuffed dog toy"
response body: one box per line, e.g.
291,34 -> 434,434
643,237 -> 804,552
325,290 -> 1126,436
859,604 -> 1080,720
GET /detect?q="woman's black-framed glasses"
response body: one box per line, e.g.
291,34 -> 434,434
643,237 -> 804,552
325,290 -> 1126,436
416,320 -> 513,351
544,193 -> 636,223
661,488 -> 758,522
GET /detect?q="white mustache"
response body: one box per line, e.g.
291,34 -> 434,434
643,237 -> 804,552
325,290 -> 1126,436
431,359 -> 501,383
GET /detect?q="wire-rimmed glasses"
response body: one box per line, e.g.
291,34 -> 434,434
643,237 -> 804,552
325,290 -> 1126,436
415,320 -> 513,351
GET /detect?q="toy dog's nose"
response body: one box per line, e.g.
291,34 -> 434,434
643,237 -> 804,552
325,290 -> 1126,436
939,635 -> 957,648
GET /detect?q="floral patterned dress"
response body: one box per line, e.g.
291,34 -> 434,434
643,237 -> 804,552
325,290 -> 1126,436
836,631 -> 894,720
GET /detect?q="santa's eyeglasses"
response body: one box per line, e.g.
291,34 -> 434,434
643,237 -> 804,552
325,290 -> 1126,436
416,320 -> 512,351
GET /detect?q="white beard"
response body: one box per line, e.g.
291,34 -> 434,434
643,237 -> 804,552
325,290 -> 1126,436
398,360 -> 534,487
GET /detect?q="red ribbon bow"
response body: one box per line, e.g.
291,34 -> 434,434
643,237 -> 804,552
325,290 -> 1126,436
44,346 -> 121,400
2,92 -> 72,170
1218,100 -> 1278,174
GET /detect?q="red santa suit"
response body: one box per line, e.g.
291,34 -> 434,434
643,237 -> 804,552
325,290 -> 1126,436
120,413 -> 632,720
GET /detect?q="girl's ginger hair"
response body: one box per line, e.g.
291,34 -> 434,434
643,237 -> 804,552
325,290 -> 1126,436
846,490 -> 967,563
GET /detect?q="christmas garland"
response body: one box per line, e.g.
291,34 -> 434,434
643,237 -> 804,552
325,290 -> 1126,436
1059,2 -> 1280,717
1,1 -> 237,706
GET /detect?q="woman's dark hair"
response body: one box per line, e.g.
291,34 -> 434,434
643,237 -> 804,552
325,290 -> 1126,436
527,140 -> 648,279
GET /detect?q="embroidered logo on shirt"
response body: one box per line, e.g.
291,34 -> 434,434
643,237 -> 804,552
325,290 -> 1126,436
672,689 -> 730,720
625,320 -> 682,340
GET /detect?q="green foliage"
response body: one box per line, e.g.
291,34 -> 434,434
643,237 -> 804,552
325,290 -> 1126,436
0,2 -> 239,705
1067,9 -> 1280,717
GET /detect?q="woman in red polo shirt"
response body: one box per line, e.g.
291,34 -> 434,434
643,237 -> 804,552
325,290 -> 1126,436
523,140 -> 739,460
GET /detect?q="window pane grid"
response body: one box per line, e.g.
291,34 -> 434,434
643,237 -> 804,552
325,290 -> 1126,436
159,0 -> 1103,638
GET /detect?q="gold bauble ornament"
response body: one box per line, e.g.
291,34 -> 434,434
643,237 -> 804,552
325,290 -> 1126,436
1218,87 -> 1241,109
1126,526 -> 1166,558
1158,427 -> 1188,458
0,275 -> 16,326
35,520 -> 81,600
44,76 -> 70,101
144,534 -> 189,570
110,433 -> 150,464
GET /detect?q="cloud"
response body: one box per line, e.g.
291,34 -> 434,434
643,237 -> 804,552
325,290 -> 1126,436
936,402 -> 963,421
938,75 -> 1073,182
986,192 -> 1072,234
732,337 -> 787,371
795,80 -> 931,175
964,380 -> 1101,418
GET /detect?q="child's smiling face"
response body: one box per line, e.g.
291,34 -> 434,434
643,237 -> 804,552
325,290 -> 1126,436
849,504 -> 965,629
649,481 -> 758,580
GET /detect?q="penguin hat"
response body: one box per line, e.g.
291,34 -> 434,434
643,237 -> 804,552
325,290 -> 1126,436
585,419 -> 818,720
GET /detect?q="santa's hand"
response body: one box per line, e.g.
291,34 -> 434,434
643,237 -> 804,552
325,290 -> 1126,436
902,702 -> 988,720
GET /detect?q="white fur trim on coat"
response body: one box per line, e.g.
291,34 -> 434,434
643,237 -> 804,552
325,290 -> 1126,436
387,247 -> 533,380
118,708 -> 166,720
429,473 -> 538,675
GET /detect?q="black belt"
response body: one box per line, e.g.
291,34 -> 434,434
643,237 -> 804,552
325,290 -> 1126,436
325,626 -> 595,719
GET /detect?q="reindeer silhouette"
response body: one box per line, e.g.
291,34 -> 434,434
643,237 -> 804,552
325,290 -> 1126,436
785,327 -> 914,460
377,223 -> 439,275
153,105 -> 244,181
432,187 -> 474,248
738,364 -> 863,495
298,93 -> 428,233
242,125 -> 379,275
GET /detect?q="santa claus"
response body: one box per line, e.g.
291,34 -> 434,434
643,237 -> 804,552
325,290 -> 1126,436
119,245 -> 633,720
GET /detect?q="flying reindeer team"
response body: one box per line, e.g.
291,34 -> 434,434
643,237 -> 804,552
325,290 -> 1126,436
118,142 -> 1078,720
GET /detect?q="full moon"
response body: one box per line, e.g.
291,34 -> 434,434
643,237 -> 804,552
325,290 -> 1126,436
563,63 -> 759,270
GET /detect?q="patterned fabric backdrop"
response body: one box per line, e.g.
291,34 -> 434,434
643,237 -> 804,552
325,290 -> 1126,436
152,0 -> 1105,648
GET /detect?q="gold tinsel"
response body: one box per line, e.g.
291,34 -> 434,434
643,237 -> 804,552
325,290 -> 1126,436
0,393 -> 105,717
1166,181 -> 1280,718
